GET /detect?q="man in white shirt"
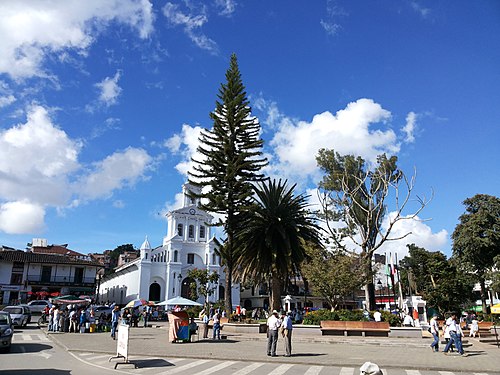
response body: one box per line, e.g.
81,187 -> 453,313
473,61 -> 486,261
266,310 -> 280,357
373,310 -> 382,322
443,314 -> 466,356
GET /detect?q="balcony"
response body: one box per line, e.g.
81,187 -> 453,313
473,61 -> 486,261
26,275 -> 95,287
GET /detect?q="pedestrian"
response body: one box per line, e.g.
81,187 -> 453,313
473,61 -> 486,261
79,308 -> 87,333
373,310 -> 382,322
403,313 -> 413,327
281,312 -> 293,357
469,317 -> 479,338
47,306 -> 54,331
52,305 -> 60,332
143,306 -> 150,328
69,309 -> 77,333
212,310 -> 221,340
429,314 -> 440,352
110,305 -> 121,340
443,314 -> 467,356
266,310 -> 280,357
199,309 -> 209,339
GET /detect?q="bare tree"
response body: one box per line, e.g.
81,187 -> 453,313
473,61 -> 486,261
316,150 -> 431,310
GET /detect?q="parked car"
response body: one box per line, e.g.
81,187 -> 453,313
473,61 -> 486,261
0,312 -> 14,352
2,306 -> 31,327
86,305 -> 113,321
27,300 -> 52,314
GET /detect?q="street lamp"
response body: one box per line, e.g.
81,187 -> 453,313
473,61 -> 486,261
177,274 -> 182,296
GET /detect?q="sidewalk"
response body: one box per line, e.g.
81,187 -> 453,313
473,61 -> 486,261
44,322 -> 500,373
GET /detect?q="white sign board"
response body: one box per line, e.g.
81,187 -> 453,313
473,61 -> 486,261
116,323 -> 129,361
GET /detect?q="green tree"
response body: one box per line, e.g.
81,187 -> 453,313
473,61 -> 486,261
399,244 -> 474,314
301,245 -> 368,311
189,54 -> 268,314
316,150 -> 430,310
186,268 -> 219,307
452,194 -> 500,313
234,179 -> 323,312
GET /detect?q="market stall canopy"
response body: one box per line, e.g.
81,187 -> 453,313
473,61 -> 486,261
125,299 -> 149,308
157,296 -> 202,306
51,295 -> 88,304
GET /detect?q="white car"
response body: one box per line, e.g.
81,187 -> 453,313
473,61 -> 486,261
2,306 -> 31,327
27,300 -> 52,314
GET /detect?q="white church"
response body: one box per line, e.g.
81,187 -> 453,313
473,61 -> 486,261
97,183 -> 240,307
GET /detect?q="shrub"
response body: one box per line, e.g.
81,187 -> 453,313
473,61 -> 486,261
302,308 -> 401,326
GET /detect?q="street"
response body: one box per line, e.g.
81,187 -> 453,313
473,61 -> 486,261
1,322 -> 500,375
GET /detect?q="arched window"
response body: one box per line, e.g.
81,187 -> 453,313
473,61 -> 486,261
174,250 -> 178,262
188,225 -> 194,238
212,253 -> 216,265
177,224 -> 183,236
200,225 -> 205,238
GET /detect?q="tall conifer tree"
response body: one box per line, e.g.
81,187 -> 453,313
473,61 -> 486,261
189,54 -> 268,314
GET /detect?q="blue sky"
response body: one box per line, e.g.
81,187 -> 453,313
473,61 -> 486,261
0,0 -> 498,259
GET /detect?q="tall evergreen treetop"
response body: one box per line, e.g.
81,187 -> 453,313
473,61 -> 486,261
188,54 -> 268,313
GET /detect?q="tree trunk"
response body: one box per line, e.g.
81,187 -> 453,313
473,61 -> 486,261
224,265 -> 233,315
363,255 -> 377,311
480,278 -> 488,314
270,275 -> 282,312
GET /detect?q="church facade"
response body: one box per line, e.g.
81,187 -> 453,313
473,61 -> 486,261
97,183 -> 240,307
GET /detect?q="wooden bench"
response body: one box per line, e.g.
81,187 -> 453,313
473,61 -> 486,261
320,320 -> 390,337
462,321 -> 493,338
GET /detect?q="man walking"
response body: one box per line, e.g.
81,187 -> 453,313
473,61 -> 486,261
443,314 -> 467,356
111,305 -> 121,340
429,314 -> 440,352
281,312 -> 293,357
267,310 -> 280,357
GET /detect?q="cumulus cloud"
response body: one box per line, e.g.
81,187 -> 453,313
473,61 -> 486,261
95,71 -> 123,106
0,0 -> 154,79
0,200 -> 46,234
78,147 -> 153,200
0,105 -> 154,234
164,124 -> 204,176
162,2 -> 218,54
401,111 -> 417,143
268,98 -> 399,183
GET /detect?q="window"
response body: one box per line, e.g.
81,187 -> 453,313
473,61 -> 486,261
188,225 -> 194,238
177,224 -> 183,236
174,250 -> 178,262
200,225 -> 205,238
212,253 -> 217,265
187,253 -> 195,264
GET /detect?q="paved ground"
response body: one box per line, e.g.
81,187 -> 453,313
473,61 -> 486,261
43,322 -> 500,374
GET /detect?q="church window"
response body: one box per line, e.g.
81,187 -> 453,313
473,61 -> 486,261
145,253 -> 148,260
177,224 -> 183,236
187,253 -> 195,264
200,225 -> 205,238
212,253 -> 216,265
188,225 -> 194,238
174,250 -> 178,262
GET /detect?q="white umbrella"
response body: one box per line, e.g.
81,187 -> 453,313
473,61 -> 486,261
156,296 -> 202,306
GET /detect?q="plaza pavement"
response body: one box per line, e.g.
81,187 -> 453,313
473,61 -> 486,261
43,322 -> 500,374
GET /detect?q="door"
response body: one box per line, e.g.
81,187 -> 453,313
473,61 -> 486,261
74,268 -> 84,283
41,266 -> 52,283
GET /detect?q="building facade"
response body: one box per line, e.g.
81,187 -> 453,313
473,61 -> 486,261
97,183 -> 240,307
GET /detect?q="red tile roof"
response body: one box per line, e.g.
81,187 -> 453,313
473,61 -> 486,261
0,249 -> 102,266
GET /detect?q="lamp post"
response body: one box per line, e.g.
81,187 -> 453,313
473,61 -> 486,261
377,279 -> 382,309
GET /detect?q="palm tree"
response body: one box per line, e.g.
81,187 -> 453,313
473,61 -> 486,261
235,179 -> 324,312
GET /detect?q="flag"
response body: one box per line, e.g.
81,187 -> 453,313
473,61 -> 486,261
390,253 -> 396,276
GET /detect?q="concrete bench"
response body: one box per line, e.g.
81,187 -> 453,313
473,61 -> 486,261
320,320 -> 390,337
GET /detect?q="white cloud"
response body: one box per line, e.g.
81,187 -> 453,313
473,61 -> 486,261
268,98 -> 399,184
0,0 -> 154,79
78,147 -> 153,200
215,0 -> 236,16
0,94 -> 16,108
402,111 -> 417,143
0,105 -> 80,206
0,200 -> 45,234
95,71 -> 123,106
164,124 -> 204,176
320,20 -> 342,36
162,2 -> 218,54
0,105 -> 154,234
376,212 -> 448,261
410,1 -> 431,18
